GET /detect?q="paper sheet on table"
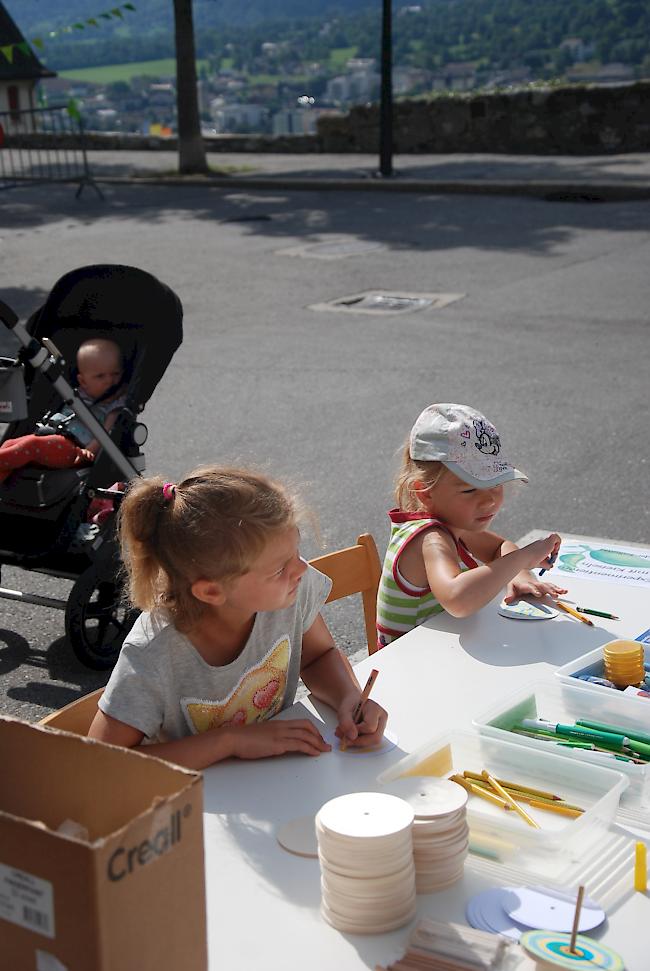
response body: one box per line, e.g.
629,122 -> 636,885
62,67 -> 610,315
540,540 -> 650,588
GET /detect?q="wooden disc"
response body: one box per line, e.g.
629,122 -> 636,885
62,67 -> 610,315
276,815 -> 318,858
379,777 -> 468,818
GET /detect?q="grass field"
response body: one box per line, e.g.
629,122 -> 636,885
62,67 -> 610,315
59,58 -> 208,84
328,46 -> 358,70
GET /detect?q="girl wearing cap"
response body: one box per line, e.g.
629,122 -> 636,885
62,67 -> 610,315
376,404 -> 566,648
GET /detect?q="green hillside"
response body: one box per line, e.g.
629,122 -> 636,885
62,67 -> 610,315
6,0 -> 650,76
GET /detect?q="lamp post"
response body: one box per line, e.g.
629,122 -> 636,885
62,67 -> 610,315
379,0 -> 394,177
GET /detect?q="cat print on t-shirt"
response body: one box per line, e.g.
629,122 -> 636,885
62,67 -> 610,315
181,636 -> 290,734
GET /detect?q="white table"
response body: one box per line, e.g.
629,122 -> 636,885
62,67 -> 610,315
202,535 -> 650,970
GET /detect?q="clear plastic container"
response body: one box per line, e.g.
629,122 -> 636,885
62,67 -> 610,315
473,679 -> 649,829
376,729 -> 628,870
555,643 -> 650,699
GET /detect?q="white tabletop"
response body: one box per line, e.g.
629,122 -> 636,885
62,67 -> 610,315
202,535 -> 650,970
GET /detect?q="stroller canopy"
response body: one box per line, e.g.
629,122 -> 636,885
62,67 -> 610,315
25,264 -> 183,408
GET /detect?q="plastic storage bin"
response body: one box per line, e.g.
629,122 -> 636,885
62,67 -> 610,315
555,643 -> 650,703
376,729 -> 627,871
473,679 -> 650,829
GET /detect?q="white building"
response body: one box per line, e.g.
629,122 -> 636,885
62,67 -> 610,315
210,101 -> 269,133
0,1 -> 55,128
272,108 -> 317,136
325,70 -> 380,104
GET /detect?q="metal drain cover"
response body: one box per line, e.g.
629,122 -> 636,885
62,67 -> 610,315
309,290 -> 465,315
278,239 -> 386,260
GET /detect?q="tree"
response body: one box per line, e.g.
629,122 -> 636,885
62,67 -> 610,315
173,0 -> 208,174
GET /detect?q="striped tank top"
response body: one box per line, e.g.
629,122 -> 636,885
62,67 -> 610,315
375,510 -> 479,650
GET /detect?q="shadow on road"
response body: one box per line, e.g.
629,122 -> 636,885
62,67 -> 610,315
1,181 -> 649,265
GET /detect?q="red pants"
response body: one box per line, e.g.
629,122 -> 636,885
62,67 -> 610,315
0,434 -> 87,483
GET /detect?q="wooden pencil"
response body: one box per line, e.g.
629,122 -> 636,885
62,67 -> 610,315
463,770 -> 560,801
481,770 -> 541,828
450,774 -> 512,810
554,600 -> 594,626
340,668 -> 379,751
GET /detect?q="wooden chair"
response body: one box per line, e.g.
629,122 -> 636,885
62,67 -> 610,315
38,687 -> 104,736
309,533 -> 382,656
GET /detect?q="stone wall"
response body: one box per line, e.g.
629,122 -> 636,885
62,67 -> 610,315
2,82 -> 648,155
317,81 -> 650,154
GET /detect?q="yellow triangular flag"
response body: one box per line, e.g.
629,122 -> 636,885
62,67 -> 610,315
0,45 -> 14,64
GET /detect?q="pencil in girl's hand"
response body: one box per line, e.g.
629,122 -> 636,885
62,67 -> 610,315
340,668 -> 379,751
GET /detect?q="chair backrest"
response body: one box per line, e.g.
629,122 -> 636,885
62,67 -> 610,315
38,687 -> 104,736
309,533 -> 382,656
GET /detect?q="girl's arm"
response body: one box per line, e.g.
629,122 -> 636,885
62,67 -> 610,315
422,529 -> 561,617
300,613 -> 387,748
88,705 -> 331,770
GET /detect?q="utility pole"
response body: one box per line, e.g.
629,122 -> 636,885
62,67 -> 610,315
379,0 -> 394,177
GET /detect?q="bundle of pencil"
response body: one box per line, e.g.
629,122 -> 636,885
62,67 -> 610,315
449,769 -> 584,824
377,917 -> 514,971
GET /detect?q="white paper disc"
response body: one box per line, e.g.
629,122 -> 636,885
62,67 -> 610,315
503,886 -> 605,932
498,599 -> 558,620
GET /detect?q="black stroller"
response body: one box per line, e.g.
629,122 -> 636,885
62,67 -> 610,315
0,264 -> 183,668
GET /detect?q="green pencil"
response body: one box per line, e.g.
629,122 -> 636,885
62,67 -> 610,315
574,607 -> 619,620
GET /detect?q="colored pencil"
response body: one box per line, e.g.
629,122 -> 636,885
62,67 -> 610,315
481,770 -> 540,829
554,601 -> 594,626
528,800 -> 583,818
463,771 -> 560,801
467,779 -> 585,813
340,668 -> 379,751
450,774 -> 512,810
574,607 -> 619,620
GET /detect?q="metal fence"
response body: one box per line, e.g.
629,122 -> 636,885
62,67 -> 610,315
0,105 -> 102,197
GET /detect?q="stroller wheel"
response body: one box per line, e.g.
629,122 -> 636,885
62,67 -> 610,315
65,567 -> 139,670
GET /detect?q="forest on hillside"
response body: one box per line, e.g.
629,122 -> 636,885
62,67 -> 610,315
7,0 -> 650,75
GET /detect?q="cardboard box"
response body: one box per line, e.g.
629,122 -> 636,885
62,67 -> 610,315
0,717 -> 207,971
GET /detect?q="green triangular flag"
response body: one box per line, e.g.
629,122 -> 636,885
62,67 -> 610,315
123,2 -> 136,10
86,18 -> 99,27
67,98 -> 81,122
0,45 -> 14,64
17,41 -> 30,56
110,8 -> 124,17
74,22 -> 85,30
100,12 -> 112,19
31,37 -> 45,50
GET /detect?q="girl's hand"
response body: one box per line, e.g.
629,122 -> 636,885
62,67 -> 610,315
227,719 -> 332,760
335,695 -> 388,750
519,533 -> 562,572
505,571 -> 568,603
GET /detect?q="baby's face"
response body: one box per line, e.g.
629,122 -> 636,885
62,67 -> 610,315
78,347 -> 123,401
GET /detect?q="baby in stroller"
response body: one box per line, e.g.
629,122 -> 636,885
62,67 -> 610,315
0,336 -> 125,482
0,264 -> 183,669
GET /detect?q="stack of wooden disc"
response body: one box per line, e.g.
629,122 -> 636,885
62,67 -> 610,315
316,791 -> 417,934
382,777 -> 469,893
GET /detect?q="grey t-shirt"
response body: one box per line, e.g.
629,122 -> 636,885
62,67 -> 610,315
99,565 -> 331,742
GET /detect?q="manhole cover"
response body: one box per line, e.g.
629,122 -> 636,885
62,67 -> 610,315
309,290 -> 465,315
278,239 -> 386,260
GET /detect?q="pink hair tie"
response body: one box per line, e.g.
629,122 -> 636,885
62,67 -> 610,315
162,482 -> 176,502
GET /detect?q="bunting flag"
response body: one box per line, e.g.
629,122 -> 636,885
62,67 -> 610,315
0,4 -> 137,63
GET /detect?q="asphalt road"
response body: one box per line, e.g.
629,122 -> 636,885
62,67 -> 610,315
1,180 -> 649,722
